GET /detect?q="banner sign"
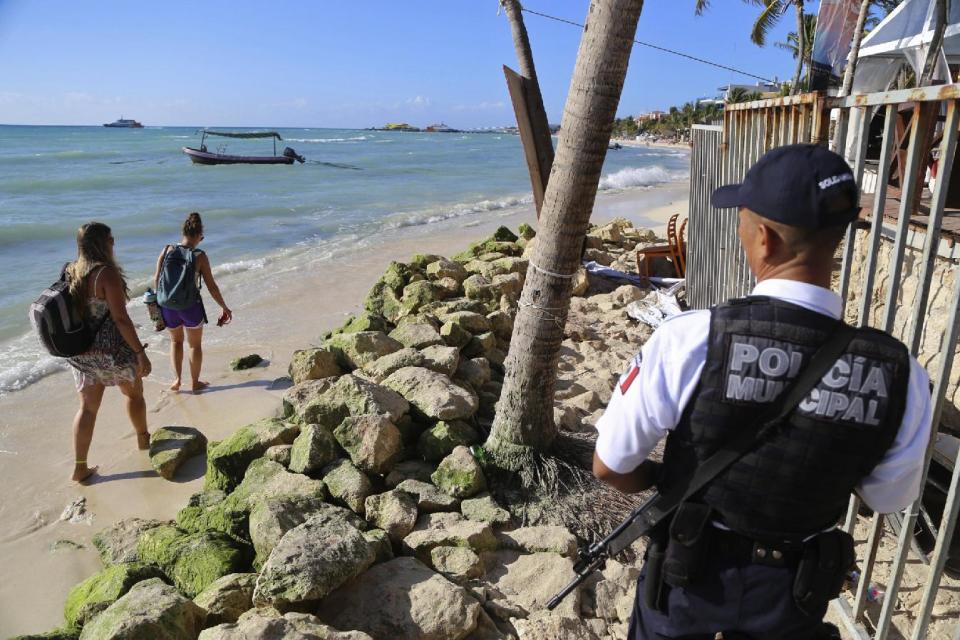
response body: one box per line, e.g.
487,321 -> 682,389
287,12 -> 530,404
809,0 -> 861,90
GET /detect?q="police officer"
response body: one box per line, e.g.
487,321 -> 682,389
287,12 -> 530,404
593,144 -> 933,639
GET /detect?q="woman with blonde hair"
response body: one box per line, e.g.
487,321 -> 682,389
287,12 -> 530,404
154,212 -> 231,393
65,222 -> 152,482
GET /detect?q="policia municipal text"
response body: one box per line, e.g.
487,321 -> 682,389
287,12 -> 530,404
594,145 -> 933,639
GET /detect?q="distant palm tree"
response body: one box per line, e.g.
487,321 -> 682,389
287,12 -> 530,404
776,13 -> 816,85
726,87 -> 750,103
697,0 -> 808,94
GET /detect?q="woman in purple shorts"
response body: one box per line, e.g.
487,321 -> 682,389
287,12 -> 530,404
153,212 -> 232,393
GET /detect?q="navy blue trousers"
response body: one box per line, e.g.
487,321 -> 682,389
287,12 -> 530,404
627,550 -> 831,640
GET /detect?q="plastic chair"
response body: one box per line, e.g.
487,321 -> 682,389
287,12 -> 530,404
636,213 -> 682,281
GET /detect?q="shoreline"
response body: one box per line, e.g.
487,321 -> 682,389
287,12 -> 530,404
0,180 -> 689,637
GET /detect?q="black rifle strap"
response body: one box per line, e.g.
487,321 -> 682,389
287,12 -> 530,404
607,322 -> 858,556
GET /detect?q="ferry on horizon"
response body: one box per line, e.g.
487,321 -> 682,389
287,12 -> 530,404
103,117 -> 144,128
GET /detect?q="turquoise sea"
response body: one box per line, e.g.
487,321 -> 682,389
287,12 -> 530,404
0,125 -> 689,393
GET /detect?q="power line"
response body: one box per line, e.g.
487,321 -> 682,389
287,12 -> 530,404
519,6 -> 779,85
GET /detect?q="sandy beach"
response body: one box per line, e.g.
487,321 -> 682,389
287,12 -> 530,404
0,181 -> 689,637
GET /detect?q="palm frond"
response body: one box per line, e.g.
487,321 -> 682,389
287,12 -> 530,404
694,0 -> 711,16
751,0 -> 786,47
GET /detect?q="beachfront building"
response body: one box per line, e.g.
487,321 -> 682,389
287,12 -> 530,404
717,81 -> 780,100
633,110 -> 665,126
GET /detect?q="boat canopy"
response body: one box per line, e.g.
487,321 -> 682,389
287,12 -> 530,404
200,130 -> 283,140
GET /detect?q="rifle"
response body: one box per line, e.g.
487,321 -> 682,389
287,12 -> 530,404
546,492 -> 661,610
546,323 -> 857,610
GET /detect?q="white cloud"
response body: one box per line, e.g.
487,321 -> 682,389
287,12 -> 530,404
405,95 -> 431,108
452,100 -> 506,112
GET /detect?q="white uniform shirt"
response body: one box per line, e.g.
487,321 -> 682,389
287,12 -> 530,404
595,278 -> 933,514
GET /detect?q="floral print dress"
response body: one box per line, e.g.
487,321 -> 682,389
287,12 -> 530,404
67,283 -> 137,390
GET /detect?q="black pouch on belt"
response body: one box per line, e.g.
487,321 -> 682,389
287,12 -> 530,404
793,529 -> 856,617
643,522 -> 670,613
663,502 -> 714,589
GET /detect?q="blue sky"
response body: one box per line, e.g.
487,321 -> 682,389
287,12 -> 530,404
0,1 -> 808,128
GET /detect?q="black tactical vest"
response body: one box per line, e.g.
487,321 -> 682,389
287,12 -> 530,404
660,296 -> 911,542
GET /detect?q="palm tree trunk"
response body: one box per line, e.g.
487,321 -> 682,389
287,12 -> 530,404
501,0 -> 555,214
486,0 -> 645,466
792,1 -> 806,94
840,0 -> 872,96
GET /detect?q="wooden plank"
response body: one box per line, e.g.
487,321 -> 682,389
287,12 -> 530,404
503,65 -> 553,219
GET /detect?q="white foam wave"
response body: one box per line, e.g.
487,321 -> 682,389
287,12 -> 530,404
385,195 -> 532,230
599,166 -> 687,190
0,333 -> 68,394
285,136 -> 368,143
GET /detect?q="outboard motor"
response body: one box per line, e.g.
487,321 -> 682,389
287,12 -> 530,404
283,146 -> 305,163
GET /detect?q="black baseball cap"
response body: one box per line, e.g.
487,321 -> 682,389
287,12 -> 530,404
711,144 -> 861,228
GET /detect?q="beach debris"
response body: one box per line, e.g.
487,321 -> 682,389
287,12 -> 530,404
624,284 -> 684,328
229,353 -> 263,370
149,426 -> 208,481
60,497 -> 93,525
318,557 -> 482,640
76,578 -> 205,640
253,512 -> 376,609
49,539 -> 85,553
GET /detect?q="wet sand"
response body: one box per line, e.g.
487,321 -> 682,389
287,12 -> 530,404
0,183 -> 688,636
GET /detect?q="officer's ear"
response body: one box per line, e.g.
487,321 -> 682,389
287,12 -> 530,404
755,221 -> 782,260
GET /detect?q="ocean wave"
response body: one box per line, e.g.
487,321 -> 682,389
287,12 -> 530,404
285,136 -> 368,143
0,334 -> 68,394
598,165 -> 687,190
383,195 -> 532,230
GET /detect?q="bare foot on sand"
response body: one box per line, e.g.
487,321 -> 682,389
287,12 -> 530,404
72,464 -> 99,484
136,431 -> 151,451
170,380 -> 181,392
192,380 -> 210,394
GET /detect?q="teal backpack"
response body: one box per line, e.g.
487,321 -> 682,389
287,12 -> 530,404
157,245 -> 202,310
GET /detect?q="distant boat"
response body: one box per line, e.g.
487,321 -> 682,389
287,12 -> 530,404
182,130 -> 305,165
424,123 -> 459,133
103,117 -> 143,128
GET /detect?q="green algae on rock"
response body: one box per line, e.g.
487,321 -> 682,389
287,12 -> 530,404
64,562 -> 168,628
137,526 -> 249,598
77,578 -> 206,640
204,418 -> 299,492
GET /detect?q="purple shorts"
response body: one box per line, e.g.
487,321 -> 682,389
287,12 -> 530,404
161,301 -> 206,329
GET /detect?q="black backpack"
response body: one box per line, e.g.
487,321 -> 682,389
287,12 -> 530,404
29,264 -> 107,357
157,245 -> 202,311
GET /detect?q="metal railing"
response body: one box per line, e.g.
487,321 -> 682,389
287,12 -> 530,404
687,84 -> 960,639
